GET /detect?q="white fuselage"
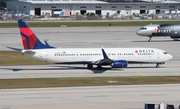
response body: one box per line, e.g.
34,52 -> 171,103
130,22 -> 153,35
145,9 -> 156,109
139,0 -> 180,2
136,24 -> 180,41
136,24 -> 160,37
22,47 -> 172,65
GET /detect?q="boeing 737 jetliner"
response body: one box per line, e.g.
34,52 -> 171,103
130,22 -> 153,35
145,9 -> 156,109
136,24 -> 180,42
7,20 -> 173,69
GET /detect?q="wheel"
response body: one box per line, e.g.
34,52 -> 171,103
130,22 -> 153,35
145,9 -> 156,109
87,64 -> 93,69
97,65 -> 102,70
148,36 -> 152,42
156,63 -> 160,68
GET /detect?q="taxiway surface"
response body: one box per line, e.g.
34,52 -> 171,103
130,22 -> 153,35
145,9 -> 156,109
0,84 -> 180,109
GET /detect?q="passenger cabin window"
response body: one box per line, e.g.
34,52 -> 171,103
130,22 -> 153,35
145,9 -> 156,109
140,28 -> 147,30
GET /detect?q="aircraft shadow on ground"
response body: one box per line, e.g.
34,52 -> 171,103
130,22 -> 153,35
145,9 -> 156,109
1,65 -> 124,74
1,65 -> 165,74
132,40 -> 177,42
126,66 -> 166,68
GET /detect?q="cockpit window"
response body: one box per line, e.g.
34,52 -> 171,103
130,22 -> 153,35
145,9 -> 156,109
140,28 -> 147,30
163,52 -> 167,54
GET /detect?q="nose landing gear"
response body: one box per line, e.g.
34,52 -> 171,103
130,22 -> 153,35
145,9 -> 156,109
148,36 -> 152,42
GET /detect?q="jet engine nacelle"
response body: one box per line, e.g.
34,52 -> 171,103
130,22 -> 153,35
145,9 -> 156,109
112,60 -> 128,68
170,36 -> 180,41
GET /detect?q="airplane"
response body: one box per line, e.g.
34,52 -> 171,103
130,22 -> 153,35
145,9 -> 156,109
7,20 -> 173,70
99,0 -> 180,2
140,0 -> 180,2
136,23 -> 180,42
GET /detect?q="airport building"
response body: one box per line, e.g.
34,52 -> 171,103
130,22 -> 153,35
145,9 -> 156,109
5,0 -> 180,18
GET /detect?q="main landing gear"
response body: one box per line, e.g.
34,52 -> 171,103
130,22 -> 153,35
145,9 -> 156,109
87,64 -> 93,69
97,65 -> 102,70
87,64 -> 103,70
156,63 -> 160,68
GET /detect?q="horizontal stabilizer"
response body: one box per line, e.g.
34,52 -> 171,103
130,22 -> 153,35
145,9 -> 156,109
6,46 -> 22,52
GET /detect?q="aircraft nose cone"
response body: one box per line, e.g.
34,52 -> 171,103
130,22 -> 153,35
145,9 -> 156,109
136,30 -> 141,35
169,54 -> 173,60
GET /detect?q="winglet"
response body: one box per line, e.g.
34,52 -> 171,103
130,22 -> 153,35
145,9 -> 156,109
44,40 -> 50,46
101,48 -> 109,59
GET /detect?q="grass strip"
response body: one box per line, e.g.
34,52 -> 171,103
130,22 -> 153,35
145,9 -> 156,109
0,76 -> 180,89
1,21 -> 180,28
0,51 -> 49,66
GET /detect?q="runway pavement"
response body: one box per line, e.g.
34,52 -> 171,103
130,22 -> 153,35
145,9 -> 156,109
0,26 -> 180,79
0,84 -> 180,109
0,60 -> 180,79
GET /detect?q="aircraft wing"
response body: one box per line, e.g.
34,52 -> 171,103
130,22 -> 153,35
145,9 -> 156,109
90,48 -> 128,68
93,58 -> 113,65
91,48 -> 113,65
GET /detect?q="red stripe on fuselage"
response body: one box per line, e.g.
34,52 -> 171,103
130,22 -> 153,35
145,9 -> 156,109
20,28 -> 37,49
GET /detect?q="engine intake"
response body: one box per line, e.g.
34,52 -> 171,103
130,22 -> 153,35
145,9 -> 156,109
112,60 -> 128,68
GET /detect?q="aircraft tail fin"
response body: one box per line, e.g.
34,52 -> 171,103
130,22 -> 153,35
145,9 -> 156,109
18,20 -> 54,50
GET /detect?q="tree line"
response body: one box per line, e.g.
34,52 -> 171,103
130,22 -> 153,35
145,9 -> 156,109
0,0 -> 6,9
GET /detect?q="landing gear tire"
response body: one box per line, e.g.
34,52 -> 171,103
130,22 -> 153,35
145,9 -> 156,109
156,63 -> 160,68
97,65 -> 102,70
87,64 -> 93,69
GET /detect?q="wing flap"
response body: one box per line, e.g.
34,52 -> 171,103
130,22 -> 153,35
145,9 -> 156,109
93,58 -> 113,65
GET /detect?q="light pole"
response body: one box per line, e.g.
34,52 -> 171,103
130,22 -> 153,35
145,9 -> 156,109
74,4 -> 75,20
17,5 -> 18,20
